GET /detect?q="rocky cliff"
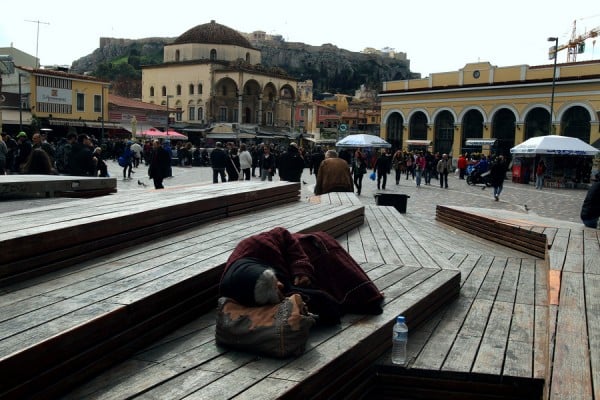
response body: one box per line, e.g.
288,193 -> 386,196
70,37 -> 418,96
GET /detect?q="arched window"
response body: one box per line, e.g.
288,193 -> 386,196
245,52 -> 250,63
198,84 -> 203,94
176,85 -> 182,96
210,49 -> 217,60
150,86 -> 155,97
175,50 -> 180,61
198,107 -> 204,122
162,86 -> 167,96
189,84 -> 194,95
222,86 -> 227,96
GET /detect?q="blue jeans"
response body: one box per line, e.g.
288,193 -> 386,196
494,184 -> 503,197
415,169 -> 422,186
536,175 -> 544,189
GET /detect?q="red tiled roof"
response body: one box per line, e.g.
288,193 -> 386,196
109,94 -> 167,112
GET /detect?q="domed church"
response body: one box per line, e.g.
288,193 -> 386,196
141,20 -> 299,139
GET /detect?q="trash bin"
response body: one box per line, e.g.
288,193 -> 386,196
374,193 -> 410,213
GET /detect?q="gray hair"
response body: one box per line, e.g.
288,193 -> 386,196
325,150 -> 338,158
254,269 -> 280,305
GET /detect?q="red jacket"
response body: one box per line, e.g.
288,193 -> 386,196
224,227 -> 384,317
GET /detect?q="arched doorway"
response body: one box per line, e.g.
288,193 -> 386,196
409,112 -> 428,141
460,110 -> 484,155
386,112 -> 403,150
561,106 -> 591,143
434,110 -> 455,155
491,108 -> 516,158
524,107 -> 549,139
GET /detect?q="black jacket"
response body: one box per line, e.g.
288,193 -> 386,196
148,147 -> 171,179
581,181 -> 600,221
210,147 -> 228,169
278,147 -> 304,182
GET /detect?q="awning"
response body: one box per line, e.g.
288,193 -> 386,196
304,138 -> 337,144
0,110 -> 32,124
465,138 -> 497,146
205,133 -> 256,140
405,140 -> 431,146
121,123 -> 157,133
84,121 -> 121,129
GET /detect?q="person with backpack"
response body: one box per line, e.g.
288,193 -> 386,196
55,133 -> 77,174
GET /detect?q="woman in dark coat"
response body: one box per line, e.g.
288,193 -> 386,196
489,155 -> 507,201
148,140 -> 171,189
219,227 -> 384,325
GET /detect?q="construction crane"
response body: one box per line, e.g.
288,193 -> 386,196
550,19 -> 599,62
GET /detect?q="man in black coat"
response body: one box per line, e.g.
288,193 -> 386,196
148,140 -> 171,189
68,134 -> 97,176
581,173 -> 600,229
277,142 -> 304,182
210,142 -> 228,183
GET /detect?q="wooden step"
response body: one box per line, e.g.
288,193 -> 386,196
0,196 -> 364,399
435,205 -> 548,259
0,181 -> 300,286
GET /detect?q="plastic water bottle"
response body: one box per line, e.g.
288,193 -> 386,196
392,315 -> 408,365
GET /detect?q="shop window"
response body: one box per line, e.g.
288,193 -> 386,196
93,94 -> 101,113
76,93 -> 85,112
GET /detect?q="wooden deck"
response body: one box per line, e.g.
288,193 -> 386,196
1,188 -> 597,399
0,174 -> 117,198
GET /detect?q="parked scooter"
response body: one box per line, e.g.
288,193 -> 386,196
466,164 -> 492,187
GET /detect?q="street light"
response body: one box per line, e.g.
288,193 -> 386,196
166,95 -> 174,137
18,73 -> 23,131
548,36 -> 559,135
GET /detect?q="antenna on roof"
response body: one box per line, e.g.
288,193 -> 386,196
25,19 -> 50,68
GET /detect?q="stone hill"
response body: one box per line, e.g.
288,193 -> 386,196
70,36 -> 419,96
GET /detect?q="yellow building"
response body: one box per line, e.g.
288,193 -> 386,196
379,61 -> 600,158
1,64 -> 111,140
141,20 -> 298,139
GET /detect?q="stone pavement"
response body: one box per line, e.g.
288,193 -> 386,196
0,159 -> 590,226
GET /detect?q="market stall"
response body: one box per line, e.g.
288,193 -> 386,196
510,135 -> 599,187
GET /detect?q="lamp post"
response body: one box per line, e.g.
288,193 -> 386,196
18,73 -> 23,131
166,95 -> 173,137
548,36 -> 559,135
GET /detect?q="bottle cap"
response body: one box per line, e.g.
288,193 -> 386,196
396,315 -> 405,323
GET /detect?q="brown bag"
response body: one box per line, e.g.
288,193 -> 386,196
215,294 -> 316,358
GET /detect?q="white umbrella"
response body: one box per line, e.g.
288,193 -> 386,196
510,135 -> 599,156
336,134 -> 391,148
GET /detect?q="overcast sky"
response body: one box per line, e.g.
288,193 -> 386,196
1,0 -> 599,78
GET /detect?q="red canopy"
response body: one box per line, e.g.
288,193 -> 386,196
136,128 -> 188,141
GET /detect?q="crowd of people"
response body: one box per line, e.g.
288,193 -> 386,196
1,131 -> 598,228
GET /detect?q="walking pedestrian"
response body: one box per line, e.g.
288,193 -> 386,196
148,140 -> 171,189
535,160 -> 546,190
437,153 -> 451,189
490,155 -> 507,201
374,149 -> 391,190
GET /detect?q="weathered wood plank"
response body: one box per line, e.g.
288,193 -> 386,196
584,273 -> 600,400
550,271 -> 593,400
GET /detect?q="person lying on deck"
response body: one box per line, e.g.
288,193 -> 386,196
219,227 -> 384,325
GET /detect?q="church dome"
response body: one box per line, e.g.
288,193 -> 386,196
174,20 -> 253,48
